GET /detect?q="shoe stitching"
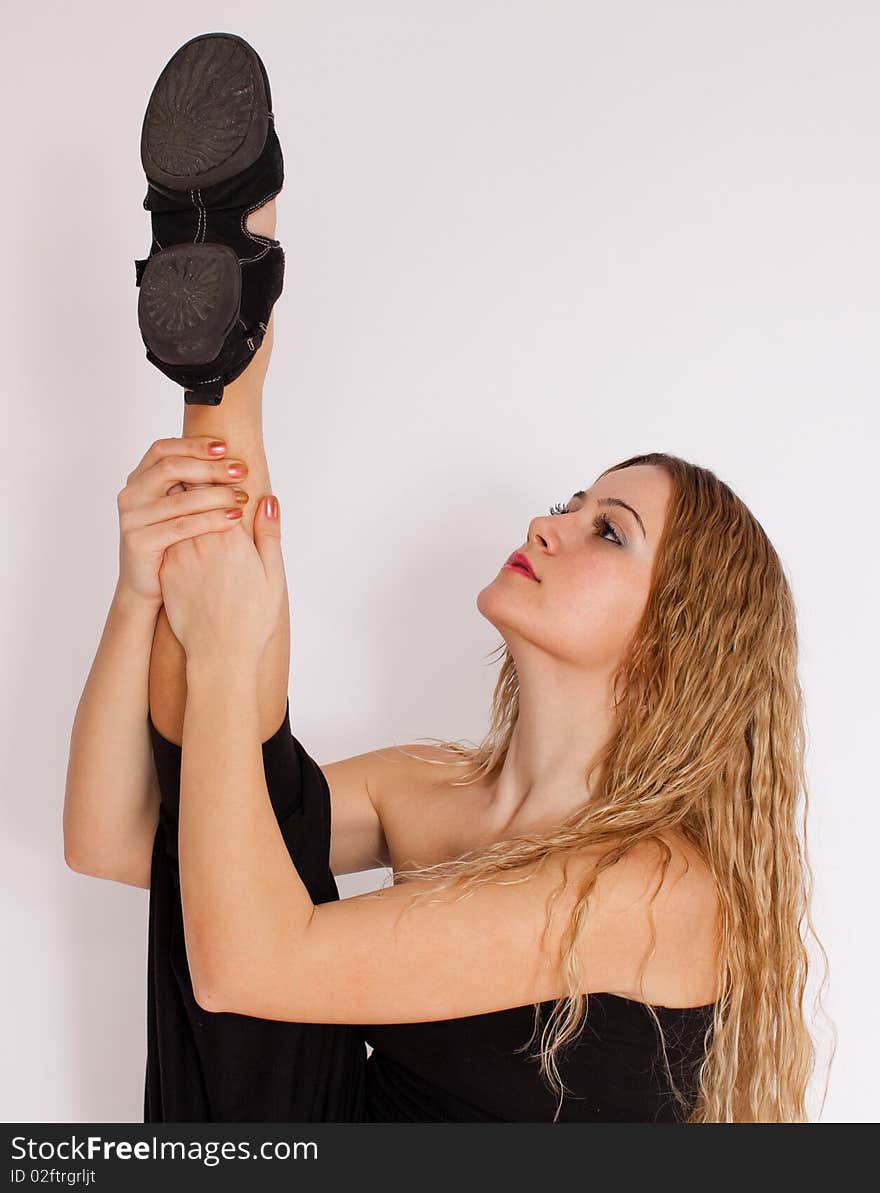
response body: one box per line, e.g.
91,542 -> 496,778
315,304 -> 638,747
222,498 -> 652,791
187,376 -> 224,386
239,186 -> 284,264
190,188 -> 203,244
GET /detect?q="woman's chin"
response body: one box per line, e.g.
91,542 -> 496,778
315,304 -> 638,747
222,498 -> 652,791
476,578 -> 525,632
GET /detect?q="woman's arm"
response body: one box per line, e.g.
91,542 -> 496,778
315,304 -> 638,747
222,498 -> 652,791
64,434 -> 254,886
63,582 -> 161,886
179,656 -> 717,1024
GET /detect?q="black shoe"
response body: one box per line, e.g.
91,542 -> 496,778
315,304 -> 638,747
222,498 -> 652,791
134,32 -> 285,405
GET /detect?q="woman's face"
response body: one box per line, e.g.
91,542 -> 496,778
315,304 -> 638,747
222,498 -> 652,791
477,464 -> 673,673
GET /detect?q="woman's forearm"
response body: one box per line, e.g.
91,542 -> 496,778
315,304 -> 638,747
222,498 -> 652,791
63,583 -> 162,875
179,654 -> 314,1004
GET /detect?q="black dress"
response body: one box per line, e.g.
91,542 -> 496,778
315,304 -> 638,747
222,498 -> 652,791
145,700 -> 715,1123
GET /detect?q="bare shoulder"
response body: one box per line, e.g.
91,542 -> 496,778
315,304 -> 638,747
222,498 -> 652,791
318,741 -> 465,877
615,832 -> 717,899
368,741 -> 485,872
591,832 -> 721,1006
357,741 -> 473,803
559,831 -> 718,919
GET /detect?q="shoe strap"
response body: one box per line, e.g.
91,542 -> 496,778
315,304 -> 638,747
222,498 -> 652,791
184,380 -> 224,406
180,323 -> 265,405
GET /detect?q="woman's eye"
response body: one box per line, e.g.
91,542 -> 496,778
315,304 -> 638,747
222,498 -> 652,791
593,514 -> 623,546
547,501 -> 623,545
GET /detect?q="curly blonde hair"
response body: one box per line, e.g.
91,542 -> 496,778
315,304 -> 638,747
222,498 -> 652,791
382,452 -> 836,1122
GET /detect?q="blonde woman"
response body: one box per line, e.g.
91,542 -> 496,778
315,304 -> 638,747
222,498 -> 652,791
64,32 -> 832,1124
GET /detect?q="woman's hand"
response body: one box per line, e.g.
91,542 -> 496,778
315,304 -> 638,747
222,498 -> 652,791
116,436 -> 250,611
159,494 -> 286,664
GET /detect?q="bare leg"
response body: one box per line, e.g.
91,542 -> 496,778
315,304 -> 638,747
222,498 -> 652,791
148,199 -> 289,745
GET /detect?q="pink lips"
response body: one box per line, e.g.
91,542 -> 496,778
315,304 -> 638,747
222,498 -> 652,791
504,551 -> 538,581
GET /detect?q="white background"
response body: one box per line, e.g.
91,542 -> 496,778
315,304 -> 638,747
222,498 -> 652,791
1,1 -> 875,1122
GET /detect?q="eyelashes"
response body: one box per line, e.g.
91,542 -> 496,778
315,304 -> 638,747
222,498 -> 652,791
547,501 -> 624,546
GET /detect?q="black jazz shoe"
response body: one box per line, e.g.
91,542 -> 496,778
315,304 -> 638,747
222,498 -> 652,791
134,32 -> 285,405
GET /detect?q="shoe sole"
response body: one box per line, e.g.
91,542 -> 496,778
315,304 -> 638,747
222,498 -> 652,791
140,31 -> 272,191
137,242 -> 242,367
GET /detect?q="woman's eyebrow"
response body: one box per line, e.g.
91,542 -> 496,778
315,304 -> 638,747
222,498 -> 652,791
571,490 -> 646,538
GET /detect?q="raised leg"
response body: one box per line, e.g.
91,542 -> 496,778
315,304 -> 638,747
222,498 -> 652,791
147,200 -> 288,746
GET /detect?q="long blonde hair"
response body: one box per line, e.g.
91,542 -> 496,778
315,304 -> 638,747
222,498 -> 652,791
386,452 -> 836,1122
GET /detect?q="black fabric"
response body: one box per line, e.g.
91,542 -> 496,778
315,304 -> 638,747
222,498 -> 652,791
145,699 -> 368,1122
145,701 -> 716,1123
361,994 -> 715,1123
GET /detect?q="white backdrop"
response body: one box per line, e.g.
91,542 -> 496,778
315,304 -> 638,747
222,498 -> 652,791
1,0 -> 875,1123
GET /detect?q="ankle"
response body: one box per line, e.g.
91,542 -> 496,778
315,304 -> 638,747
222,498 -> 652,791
182,385 -> 263,437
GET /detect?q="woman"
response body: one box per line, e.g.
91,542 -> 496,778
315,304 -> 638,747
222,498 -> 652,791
64,32 -> 832,1124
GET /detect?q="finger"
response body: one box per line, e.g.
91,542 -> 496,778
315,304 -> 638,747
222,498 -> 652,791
129,500 -> 246,554
122,484 -> 249,535
253,494 -> 284,582
126,436 -> 228,483
123,451 -> 250,508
